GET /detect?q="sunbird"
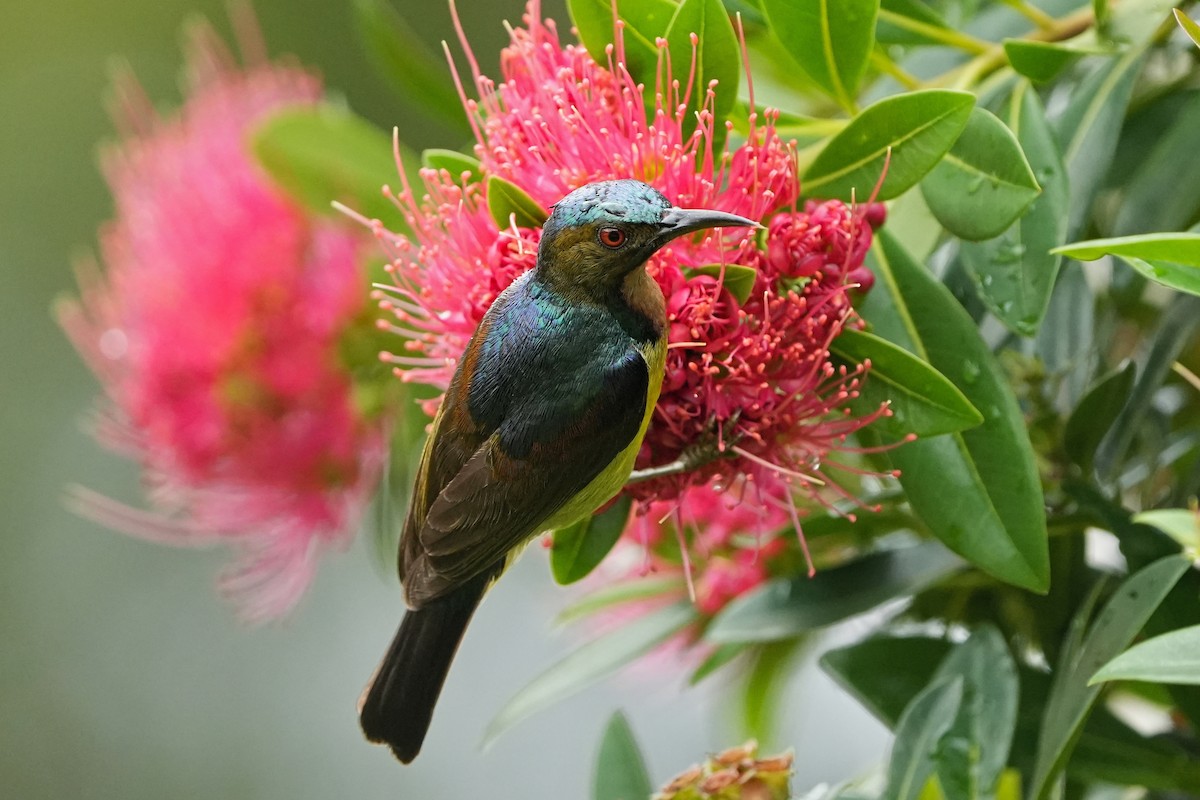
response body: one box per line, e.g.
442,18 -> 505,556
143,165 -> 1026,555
359,179 -> 758,762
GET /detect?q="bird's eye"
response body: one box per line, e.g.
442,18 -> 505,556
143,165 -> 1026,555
598,227 -> 627,249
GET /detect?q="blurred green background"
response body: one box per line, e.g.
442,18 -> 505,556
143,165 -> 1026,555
0,1 -> 887,796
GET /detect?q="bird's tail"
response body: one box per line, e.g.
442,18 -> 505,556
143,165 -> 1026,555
358,571 -> 491,763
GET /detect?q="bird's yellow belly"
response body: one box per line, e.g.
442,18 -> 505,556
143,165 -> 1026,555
540,336 -> 666,531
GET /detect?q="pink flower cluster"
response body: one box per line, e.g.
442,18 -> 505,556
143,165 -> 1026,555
59,26 -> 384,621
374,2 -> 888,544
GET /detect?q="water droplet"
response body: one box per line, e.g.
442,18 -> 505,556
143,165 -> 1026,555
992,242 -> 1026,265
967,175 -> 987,195
999,300 -> 1014,314
962,360 -> 981,384
982,274 -> 994,287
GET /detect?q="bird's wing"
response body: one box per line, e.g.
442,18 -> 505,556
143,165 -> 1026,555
402,341 -> 649,607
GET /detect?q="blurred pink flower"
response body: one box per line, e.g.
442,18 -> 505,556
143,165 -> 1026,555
373,2 -> 887,519
58,24 -> 384,622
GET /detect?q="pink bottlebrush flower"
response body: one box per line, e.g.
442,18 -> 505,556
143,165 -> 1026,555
367,1 -> 894,586
58,24 -> 385,622
625,482 -> 792,617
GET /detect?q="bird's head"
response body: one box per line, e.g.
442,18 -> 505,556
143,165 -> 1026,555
536,180 -> 760,298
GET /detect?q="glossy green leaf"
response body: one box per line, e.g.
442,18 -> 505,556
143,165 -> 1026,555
960,82 -> 1068,336
421,148 -> 482,186
252,106 -> 405,226
706,542 -> 961,643
1030,556 -> 1191,799
682,264 -> 758,305
1091,624 -> 1200,686
1003,40 -> 1089,83
551,495 -> 634,584
486,174 -> 549,230
824,632 -> 1200,793
485,601 -> 698,744
804,90 -> 974,202
1133,509 -> 1200,550
921,108 -> 1041,241
829,327 -> 983,438
860,232 -> 1050,592
1063,361 -> 1136,473
1117,256 -> 1200,296
665,0 -> 740,147
568,0 -> 677,86
594,711 -> 653,800
760,0 -> 878,111
884,678 -> 963,800
933,627 -> 1019,800
1055,233 -> 1200,265
1055,48 -> 1146,237
353,0 -> 470,135
821,636 -> 954,727
1032,266 -> 1095,412
1175,8 -> 1200,48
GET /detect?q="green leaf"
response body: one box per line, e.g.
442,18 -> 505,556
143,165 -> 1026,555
551,495 -> 634,584
594,711 -> 653,800
876,0 -> 951,47
932,627 -> 1019,800
860,232 -> 1050,592
682,264 -> 758,305
252,106 -> 406,226
1091,624 -> 1200,686
352,0 -> 470,135
555,576 -> 685,626
421,148 -> 482,186
920,108 -> 1041,242
884,678 -> 963,800
741,638 -> 807,743
1095,295 -> 1200,479
1029,556 -> 1191,799
1175,8 -> 1200,48
960,81 -> 1068,336
1055,47 -> 1146,237
1112,93 -> 1200,236
1003,40 -> 1092,84
1054,233 -> 1200,265
664,0 -> 741,148
821,636 -> 954,727
1063,361 -> 1136,474
1132,509 -> 1200,550
689,642 -> 748,684
1116,256 -> 1200,296
804,90 -> 974,202
760,0 -> 879,111
485,601 -> 698,745
486,174 -> 549,230
706,542 -> 961,643
568,0 -> 678,86
829,328 -> 984,438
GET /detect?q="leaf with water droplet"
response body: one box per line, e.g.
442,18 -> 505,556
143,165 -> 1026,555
859,231 -> 1049,592
922,108 -> 1041,241
960,82 -> 1068,336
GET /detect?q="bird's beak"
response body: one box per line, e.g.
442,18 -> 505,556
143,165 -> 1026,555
656,207 -> 762,245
